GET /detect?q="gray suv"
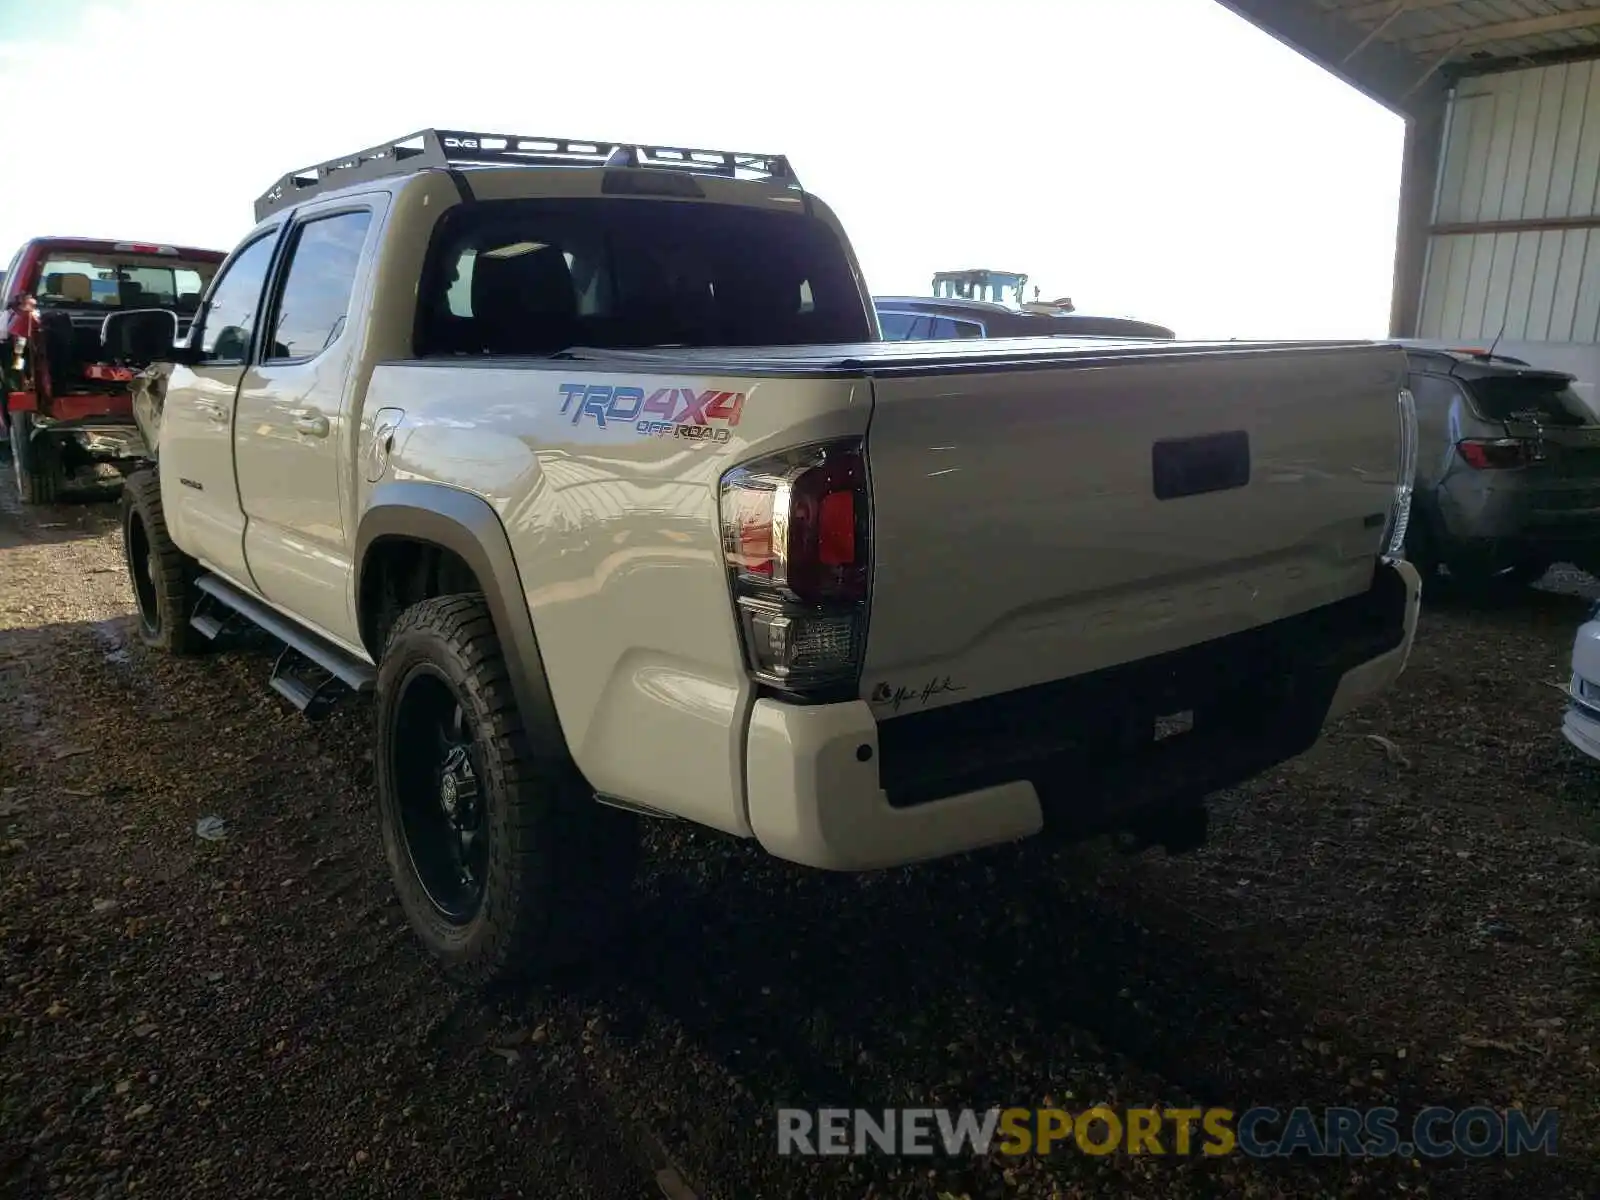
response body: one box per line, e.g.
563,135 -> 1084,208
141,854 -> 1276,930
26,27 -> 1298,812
1404,346 -> 1600,588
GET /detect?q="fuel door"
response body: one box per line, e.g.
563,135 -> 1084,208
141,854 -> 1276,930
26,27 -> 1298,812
365,407 -> 405,483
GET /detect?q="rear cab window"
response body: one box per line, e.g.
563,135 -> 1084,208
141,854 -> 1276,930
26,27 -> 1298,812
416,197 -> 871,355
33,251 -> 219,314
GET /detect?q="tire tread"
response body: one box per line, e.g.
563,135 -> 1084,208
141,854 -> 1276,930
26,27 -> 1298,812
122,469 -> 204,655
377,593 -> 637,987
13,412 -> 64,505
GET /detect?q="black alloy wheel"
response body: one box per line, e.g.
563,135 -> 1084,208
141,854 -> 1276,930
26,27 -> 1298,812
389,664 -> 491,923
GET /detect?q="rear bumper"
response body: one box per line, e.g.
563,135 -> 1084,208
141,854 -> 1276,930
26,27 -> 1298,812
745,558 -> 1421,871
34,413 -> 147,459
745,699 -> 1045,871
1435,482 -> 1600,564
1323,559 -> 1420,722
9,391 -> 135,422
1445,529 -> 1600,570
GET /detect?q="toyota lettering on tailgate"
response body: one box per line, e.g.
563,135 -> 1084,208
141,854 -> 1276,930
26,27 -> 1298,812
558,382 -> 745,444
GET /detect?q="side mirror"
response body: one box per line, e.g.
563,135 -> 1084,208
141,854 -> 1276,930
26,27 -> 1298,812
101,308 -> 182,366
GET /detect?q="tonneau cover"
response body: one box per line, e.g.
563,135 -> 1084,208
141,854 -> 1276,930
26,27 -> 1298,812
551,337 -> 1391,376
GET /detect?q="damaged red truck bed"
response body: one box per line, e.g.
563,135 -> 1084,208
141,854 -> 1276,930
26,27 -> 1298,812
3,236 -> 225,504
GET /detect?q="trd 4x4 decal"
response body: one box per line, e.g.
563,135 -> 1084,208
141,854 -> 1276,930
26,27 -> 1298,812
558,382 -> 746,445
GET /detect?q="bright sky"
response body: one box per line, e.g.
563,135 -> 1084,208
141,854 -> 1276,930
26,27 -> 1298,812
0,0 -> 1405,340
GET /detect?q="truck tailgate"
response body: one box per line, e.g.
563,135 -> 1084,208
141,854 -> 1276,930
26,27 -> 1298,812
858,341 -> 1406,713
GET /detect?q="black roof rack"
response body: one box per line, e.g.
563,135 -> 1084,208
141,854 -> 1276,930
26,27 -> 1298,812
253,128 -> 801,222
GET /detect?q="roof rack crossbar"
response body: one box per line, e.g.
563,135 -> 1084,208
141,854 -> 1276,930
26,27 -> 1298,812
253,128 -> 800,221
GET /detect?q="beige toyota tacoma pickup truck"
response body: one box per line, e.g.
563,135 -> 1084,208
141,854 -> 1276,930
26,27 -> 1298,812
105,129 -> 1422,985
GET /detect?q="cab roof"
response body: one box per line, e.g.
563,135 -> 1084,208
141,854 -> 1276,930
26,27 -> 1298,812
16,236 -> 225,262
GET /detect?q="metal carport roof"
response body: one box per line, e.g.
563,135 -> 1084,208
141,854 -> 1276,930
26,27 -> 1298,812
1216,0 -> 1600,117
1211,2 -> 1600,334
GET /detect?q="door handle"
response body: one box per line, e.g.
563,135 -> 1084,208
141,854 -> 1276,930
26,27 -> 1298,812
293,413 -> 330,438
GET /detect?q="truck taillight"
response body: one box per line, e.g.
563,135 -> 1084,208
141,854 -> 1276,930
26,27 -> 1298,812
1386,386 -> 1418,558
719,439 -> 870,697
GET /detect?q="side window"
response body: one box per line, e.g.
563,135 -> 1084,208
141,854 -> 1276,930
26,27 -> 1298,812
197,235 -> 278,363
906,316 -> 936,339
265,211 -> 372,362
932,317 -> 984,339
878,311 -> 918,340
445,249 -> 476,317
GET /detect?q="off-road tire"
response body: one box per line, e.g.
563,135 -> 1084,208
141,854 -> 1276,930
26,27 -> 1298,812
375,594 -> 639,987
121,470 -> 205,654
12,411 -> 64,505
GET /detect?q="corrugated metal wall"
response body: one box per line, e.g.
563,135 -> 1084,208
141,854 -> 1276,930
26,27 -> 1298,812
1418,61 -> 1600,354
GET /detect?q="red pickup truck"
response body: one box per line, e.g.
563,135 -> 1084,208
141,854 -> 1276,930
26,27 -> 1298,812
2,237 -> 225,503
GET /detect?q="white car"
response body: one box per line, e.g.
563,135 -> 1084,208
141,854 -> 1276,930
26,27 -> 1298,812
1563,609 -> 1600,760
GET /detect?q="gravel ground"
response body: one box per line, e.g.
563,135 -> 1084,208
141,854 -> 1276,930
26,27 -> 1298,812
1,483 -> 1597,1200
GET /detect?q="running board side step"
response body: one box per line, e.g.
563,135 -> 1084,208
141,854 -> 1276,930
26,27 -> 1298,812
268,645 -> 347,720
192,574 -> 375,717
189,590 -> 254,642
